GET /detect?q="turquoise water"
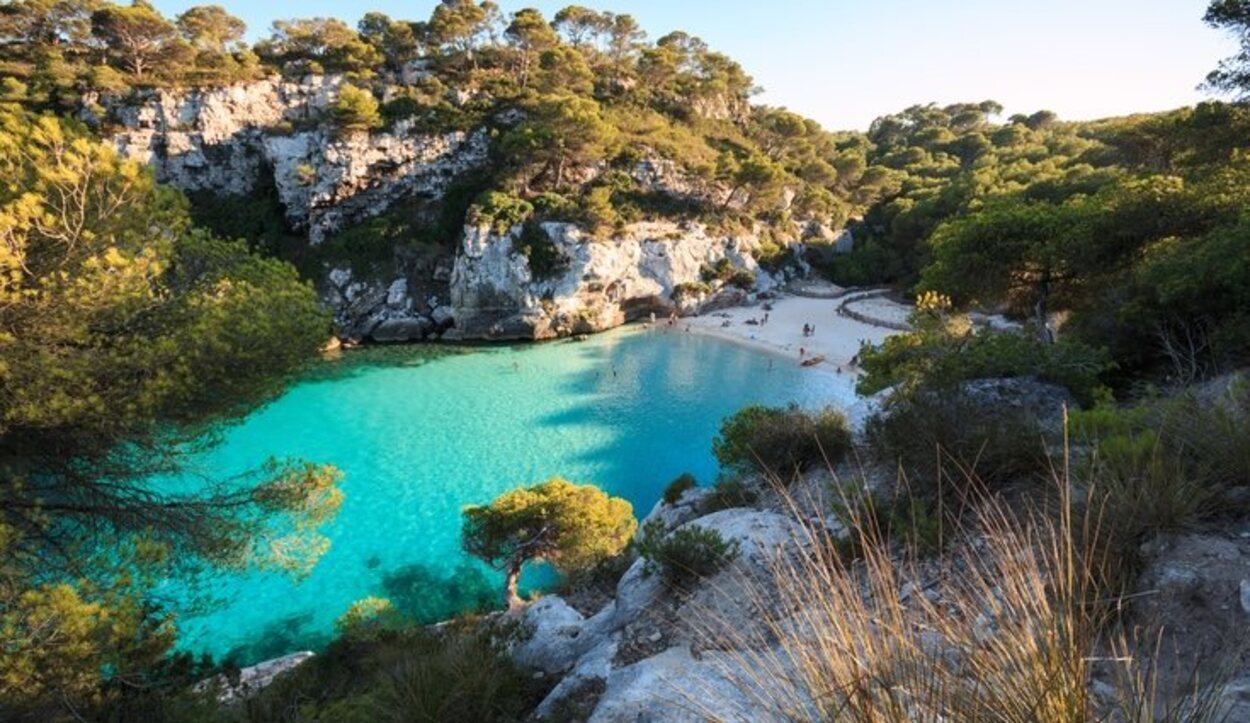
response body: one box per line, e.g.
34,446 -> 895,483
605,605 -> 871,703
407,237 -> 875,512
159,327 -> 854,664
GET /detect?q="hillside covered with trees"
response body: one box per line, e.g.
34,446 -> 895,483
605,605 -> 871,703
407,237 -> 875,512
0,0 -> 1249,721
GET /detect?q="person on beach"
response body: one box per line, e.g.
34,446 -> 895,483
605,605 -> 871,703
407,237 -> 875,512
649,311 -> 656,326
799,347 -> 806,359
763,312 -> 769,325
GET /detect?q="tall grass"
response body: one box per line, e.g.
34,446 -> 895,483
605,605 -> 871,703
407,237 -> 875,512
681,459 -> 1231,723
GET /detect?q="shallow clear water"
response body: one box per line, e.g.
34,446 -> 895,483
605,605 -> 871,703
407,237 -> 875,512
158,327 -> 854,664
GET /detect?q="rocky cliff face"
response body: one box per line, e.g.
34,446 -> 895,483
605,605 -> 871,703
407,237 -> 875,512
89,78 -> 490,244
91,78 -> 797,343
448,221 -> 782,341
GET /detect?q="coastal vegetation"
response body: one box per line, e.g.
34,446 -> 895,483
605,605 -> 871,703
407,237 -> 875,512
712,404 -> 852,477
636,520 -> 739,590
0,107 -> 344,719
461,478 -> 636,609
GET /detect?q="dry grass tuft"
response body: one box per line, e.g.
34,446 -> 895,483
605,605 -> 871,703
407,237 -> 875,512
679,449 -> 1231,723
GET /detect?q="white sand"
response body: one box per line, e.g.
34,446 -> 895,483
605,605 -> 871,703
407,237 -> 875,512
845,296 -> 913,327
670,293 -> 911,374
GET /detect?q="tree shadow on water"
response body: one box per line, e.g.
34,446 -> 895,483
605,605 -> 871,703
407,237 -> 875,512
380,561 -> 499,623
222,610 -> 331,668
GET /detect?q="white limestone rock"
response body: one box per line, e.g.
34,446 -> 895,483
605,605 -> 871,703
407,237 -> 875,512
639,487 -> 712,535
588,646 -> 769,723
450,220 -> 770,340
611,558 -> 664,629
95,77 -> 490,244
513,596 -> 592,675
194,650 -> 314,704
681,508 -> 806,563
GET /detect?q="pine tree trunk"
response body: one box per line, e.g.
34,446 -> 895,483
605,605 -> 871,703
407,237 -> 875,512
504,562 -> 523,610
1035,274 -> 1054,344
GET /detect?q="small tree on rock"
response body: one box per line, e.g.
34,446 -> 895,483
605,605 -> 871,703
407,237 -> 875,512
332,85 -> 382,133
462,477 -> 636,609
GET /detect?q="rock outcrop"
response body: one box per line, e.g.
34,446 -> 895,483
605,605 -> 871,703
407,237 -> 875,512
194,651 -> 314,704
89,78 -> 490,244
449,221 -> 781,341
506,469 -> 816,721
89,78 -> 803,344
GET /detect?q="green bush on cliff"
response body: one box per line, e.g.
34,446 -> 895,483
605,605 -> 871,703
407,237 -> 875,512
332,85 -> 383,133
636,520 -> 740,589
230,623 -> 547,723
470,191 -> 534,234
856,298 -> 1112,405
662,473 -> 698,504
516,221 -> 569,281
1069,382 -> 1250,585
700,258 -> 755,290
865,389 -> 1053,495
713,404 -> 853,478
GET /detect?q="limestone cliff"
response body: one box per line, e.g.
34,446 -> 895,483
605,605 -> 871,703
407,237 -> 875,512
447,221 -> 782,341
88,78 -> 490,244
88,77 -> 804,343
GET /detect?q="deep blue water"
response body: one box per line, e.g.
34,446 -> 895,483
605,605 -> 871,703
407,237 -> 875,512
157,327 -> 854,664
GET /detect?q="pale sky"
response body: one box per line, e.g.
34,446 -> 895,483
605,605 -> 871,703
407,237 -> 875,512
152,0 -> 1239,131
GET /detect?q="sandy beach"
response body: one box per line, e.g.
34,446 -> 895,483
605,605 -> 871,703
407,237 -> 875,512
672,292 -> 912,374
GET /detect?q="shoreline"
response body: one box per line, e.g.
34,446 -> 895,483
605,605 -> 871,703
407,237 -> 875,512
673,292 -> 909,378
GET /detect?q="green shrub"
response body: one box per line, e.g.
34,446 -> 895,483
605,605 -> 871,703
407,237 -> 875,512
865,389 -> 1053,495
636,520 -> 740,588
235,623 -> 547,723
87,65 -> 128,93
858,322 -> 1112,405
754,239 -> 792,272
713,404 -> 853,477
671,281 -> 712,299
516,221 -> 568,281
332,85 -> 383,133
380,96 -> 423,124
699,258 -> 756,290
700,477 -> 759,512
662,473 -> 698,505
1071,381 -> 1250,580
470,191 -> 534,234
726,267 -> 756,290
531,191 -> 576,218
